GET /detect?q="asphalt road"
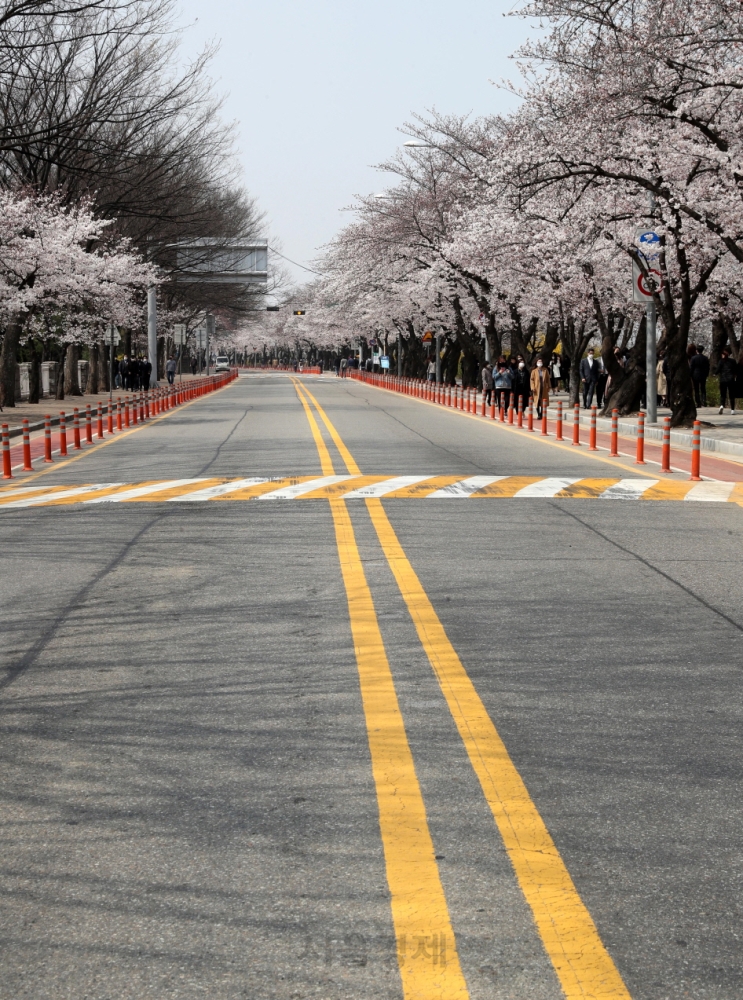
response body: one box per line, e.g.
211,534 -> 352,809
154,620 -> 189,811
1,371 -> 742,1000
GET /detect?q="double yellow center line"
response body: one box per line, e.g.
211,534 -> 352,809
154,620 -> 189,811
293,378 -> 632,1000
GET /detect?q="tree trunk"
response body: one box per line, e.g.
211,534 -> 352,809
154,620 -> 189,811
56,345 -> 67,400
602,318 -> 647,416
0,314 -> 25,408
100,343 -> 110,392
28,341 -> 41,404
65,343 -> 82,395
88,342 -> 99,395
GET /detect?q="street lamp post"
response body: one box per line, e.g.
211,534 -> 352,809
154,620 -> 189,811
645,194 -> 658,424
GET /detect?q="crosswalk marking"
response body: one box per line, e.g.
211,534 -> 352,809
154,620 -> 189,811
0,484 -> 123,508
0,475 -> 741,508
169,478 -> 270,501
341,475 -> 434,498
258,475 -> 355,499
83,479 -> 209,503
512,477 -> 581,498
427,475 -> 506,497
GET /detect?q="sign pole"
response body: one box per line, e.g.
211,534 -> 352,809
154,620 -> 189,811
646,193 -> 657,424
109,322 -> 115,417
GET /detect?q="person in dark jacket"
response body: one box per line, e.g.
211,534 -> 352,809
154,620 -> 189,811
579,349 -> 601,408
689,345 -> 710,407
512,360 -> 530,414
716,349 -> 737,413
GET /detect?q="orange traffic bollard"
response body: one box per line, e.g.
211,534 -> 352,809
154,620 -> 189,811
59,412 -> 67,456
85,404 -> 93,444
609,408 -> 619,456
636,411 -> 646,464
97,402 -> 104,439
527,400 -> 534,431
541,403 -> 548,435
690,421 -> 702,481
73,408 -> 81,449
22,418 -> 33,470
661,416 -> 671,472
116,398 -> 122,431
517,396 -> 523,428
132,394 -> 138,425
124,396 -> 130,428
44,415 -> 53,462
572,403 -> 580,445
555,400 -> 563,440
499,394 -> 505,421
1,424 -> 11,479
508,393 -> 515,425
107,400 -> 114,434
589,405 -> 598,450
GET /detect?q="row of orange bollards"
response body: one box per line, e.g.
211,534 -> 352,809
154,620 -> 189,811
351,370 -> 703,481
1,370 -> 237,479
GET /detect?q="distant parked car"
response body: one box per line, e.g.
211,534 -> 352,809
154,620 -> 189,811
215,356 -> 230,372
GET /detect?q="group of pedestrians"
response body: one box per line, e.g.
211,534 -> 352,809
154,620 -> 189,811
114,355 -> 152,390
481,351 -> 607,416
481,354 -> 553,418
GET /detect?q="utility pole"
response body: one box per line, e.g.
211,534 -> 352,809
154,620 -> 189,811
646,193 -> 658,423
397,330 -> 402,377
206,314 -> 215,376
147,286 -> 158,388
435,333 -> 442,383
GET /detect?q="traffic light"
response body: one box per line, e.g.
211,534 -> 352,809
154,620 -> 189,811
293,310 -> 306,316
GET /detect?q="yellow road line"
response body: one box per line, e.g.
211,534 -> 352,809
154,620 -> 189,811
298,380 -> 632,1000
293,379 -> 469,999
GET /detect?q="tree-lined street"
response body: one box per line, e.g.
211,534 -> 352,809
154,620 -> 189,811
1,372 -> 742,999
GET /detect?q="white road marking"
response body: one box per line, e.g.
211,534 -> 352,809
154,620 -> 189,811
341,475 -> 434,498
599,479 -> 660,499
513,477 -> 581,498
169,478 -> 272,501
684,481 -> 735,502
1,484 -> 124,508
259,475 -> 355,499
83,479 -> 208,503
427,475 -> 507,497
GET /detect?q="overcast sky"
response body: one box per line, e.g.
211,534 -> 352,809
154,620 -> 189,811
176,1 -> 533,287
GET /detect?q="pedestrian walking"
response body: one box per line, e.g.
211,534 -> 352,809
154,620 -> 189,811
493,362 -> 512,411
550,354 -> 561,392
512,359 -> 530,413
427,358 -> 436,382
580,349 -> 600,408
481,362 -> 494,406
690,345 -> 710,407
530,357 -> 550,419
656,352 -> 668,407
166,356 -> 177,385
340,357 -> 348,378
716,349 -> 737,413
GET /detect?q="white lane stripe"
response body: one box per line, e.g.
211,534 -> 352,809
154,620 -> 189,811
168,478 -> 272,501
258,475 -> 355,499
513,477 -> 581,498
427,475 -> 506,498
84,479 -> 208,503
684,481 -> 735,502
0,485 -> 67,502
599,479 -> 659,500
1,484 -> 124,508
341,475 -> 433,498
